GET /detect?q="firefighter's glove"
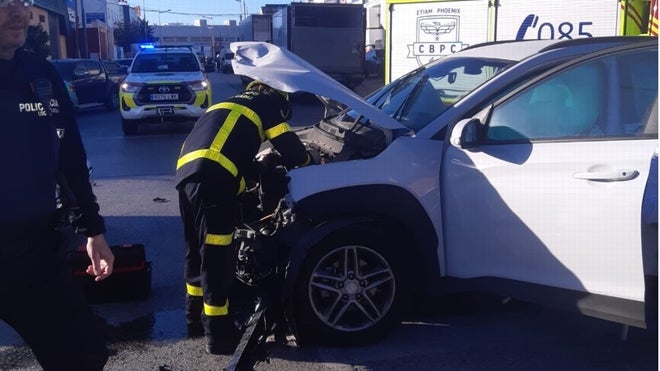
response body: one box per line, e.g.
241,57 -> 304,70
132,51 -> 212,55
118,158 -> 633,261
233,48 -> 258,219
307,149 -> 322,165
258,151 -> 281,172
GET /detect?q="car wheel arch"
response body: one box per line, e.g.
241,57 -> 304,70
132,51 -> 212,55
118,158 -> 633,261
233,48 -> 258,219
282,185 -> 441,344
287,185 -> 438,278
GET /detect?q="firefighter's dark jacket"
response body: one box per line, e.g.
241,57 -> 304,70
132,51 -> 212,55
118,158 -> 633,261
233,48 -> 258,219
0,49 -> 104,236
175,89 -> 311,193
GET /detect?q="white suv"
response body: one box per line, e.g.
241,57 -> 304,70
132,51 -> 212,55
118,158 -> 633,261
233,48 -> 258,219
119,45 -> 212,135
233,38 -> 658,346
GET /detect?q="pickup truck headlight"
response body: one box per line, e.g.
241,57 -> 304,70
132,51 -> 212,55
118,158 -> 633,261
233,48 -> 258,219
121,82 -> 142,93
188,80 -> 209,91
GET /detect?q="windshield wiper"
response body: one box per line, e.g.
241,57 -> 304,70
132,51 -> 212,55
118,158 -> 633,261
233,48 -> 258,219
393,74 -> 428,122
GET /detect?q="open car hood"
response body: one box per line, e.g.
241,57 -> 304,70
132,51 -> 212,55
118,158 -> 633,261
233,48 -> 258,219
230,41 -> 408,131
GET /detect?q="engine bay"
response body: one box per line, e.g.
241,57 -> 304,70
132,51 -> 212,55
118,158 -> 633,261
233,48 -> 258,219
295,108 -> 388,164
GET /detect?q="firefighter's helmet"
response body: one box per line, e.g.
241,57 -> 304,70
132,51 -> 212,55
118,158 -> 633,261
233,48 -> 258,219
245,80 -> 292,120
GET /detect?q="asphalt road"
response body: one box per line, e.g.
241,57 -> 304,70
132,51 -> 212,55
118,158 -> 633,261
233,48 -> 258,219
0,72 -> 656,371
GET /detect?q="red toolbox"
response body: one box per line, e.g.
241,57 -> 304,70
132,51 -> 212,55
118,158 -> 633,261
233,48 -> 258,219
67,243 -> 152,302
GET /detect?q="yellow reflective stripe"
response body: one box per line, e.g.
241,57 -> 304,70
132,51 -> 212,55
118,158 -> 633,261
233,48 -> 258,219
204,232 -> 234,246
186,283 -> 203,297
265,122 -> 291,140
215,102 -> 265,141
209,110 -> 240,152
176,149 -> 238,177
206,101 -> 232,114
204,300 -> 229,316
237,177 -> 245,195
177,102 -> 261,195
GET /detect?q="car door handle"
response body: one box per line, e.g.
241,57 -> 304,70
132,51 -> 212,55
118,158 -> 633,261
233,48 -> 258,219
573,169 -> 639,181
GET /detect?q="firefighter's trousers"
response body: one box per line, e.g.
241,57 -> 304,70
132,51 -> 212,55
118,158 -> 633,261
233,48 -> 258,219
178,181 -> 238,335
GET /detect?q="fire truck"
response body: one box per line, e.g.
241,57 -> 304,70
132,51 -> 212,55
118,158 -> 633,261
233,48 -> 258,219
383,0 -> 658,82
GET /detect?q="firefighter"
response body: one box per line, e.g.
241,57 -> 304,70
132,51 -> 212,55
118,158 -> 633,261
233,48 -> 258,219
175,80 -> 312,354
0,1 -> 114,370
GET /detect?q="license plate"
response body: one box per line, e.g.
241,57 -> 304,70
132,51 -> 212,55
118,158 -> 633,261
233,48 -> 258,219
151,93 -> 178,101
157,107 -> 174,115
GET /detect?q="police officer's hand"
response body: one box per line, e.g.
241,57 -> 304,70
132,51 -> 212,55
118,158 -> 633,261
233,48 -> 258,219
85,234 -> 114,281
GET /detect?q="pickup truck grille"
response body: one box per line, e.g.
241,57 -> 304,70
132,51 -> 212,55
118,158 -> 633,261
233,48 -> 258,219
135,84 -> 194,105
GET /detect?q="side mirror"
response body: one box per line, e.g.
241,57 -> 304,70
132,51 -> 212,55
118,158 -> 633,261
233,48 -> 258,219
450,118 -> 482,149
450,105 -> 492,148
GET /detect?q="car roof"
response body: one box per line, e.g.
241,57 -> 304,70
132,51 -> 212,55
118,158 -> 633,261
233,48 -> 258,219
51,58 -> 98,63
424,36 -> 653,68
448,39 -> 562,61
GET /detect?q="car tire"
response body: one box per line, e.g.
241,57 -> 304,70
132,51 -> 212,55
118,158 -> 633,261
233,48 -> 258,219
105,86 -> 119,110
292,223 -> 411,346
122,118 -> 138,135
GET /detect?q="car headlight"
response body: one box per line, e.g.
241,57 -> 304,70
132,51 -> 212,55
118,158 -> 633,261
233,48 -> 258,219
121,82 -> 142,93
188,80 -> 209,91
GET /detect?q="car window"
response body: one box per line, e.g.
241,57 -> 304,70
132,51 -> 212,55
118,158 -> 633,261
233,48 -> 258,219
103,61 -> 121,73
618,49 -> 658,135
336,67 -> 423,128
487,47 -> 658,141
85,61 -> 102,76
73,62 -> 87,79
357,57 -> 511,132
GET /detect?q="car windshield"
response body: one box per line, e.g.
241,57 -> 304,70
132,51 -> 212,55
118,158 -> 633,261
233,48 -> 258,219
132,53 -> 200,73
102,61 -> 122,73
338,56 -> 513,132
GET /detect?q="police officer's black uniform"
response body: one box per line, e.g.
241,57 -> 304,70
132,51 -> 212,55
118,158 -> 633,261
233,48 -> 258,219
176,83 -> 311,354
0,49 -> 108,370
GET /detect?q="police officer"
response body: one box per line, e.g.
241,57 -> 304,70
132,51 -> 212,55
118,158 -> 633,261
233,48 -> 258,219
176,80 -> 311,354
0,1 -> 114,370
